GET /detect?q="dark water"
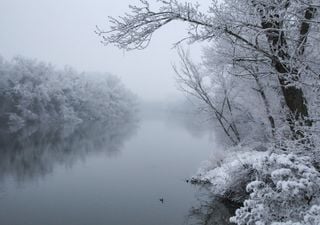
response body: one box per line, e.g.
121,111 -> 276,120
0,113 -> 235,225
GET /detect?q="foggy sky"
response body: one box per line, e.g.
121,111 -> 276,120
0,0 -> 210,101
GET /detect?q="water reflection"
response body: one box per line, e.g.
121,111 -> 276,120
0,118 -> 139,183
0,109 -> 238,225
186,188 -> 238,225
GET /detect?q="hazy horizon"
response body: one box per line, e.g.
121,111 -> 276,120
0,0 -> 211,101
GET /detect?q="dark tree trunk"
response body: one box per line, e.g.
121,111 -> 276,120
273,59 -> 310,123
257,4 -> 315,134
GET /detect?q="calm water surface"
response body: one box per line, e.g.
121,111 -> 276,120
0,113 -> 234,225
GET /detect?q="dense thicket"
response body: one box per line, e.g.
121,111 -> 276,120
0,56 -> 137,127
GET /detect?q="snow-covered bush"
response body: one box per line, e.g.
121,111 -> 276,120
0,56 -> 137,127
271,205 -> 320,225
193,147 -> 268,203
194,149 -> 320,224
230,153 -> 320,225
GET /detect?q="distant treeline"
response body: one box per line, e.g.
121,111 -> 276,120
0,56 -> 137,127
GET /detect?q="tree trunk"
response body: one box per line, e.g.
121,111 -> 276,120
274,60 -> 310,123
259,6 -> 313,133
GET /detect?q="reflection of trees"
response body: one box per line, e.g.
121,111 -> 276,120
186,189 -> 239,225
0,116 -> 139,183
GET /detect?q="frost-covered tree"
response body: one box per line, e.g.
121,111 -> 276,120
174,48 -> 243,145
97,1 -> 320,224
0,56 -> 137,127
97,0 -> 320,141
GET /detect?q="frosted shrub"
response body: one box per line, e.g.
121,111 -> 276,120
230,154 -> 320,225
194,149 -> 268,202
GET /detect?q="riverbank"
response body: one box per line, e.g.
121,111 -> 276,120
192,145 -> 320,224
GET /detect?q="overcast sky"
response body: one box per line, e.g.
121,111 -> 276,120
0,0 -> 211,101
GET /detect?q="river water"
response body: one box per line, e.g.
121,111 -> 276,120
0,112 -> 235,225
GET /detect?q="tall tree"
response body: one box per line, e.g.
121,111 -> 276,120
97,0 -> 320,138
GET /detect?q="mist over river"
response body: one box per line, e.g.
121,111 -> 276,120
0,110 -> 235,225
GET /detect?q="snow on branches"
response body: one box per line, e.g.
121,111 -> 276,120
98,0 -> 320,133
96,0 -> 216,50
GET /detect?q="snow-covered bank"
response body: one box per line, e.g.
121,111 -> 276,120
192,147 -> 268,202
192,147 -> 320,224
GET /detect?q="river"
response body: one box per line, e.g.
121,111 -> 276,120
0,111 -> 235,225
